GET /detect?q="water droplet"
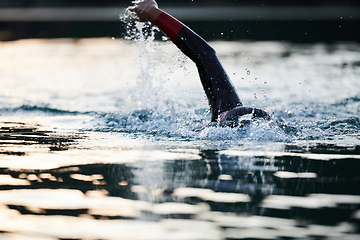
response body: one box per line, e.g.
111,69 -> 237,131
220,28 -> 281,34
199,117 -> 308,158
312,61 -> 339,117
111,37 -> 115,40
233,72 -> 236,75
220,32 -> 224,35
246,57 -> 250,61
247,69 -> 251,76
254,93 -> 257,99
263,81 -> 267,85
241,77 -> 244,80
263,95 -> 269,102
255,78 -> 257,80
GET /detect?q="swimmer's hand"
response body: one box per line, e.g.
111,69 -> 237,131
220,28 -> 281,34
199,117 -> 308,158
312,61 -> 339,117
128,0 -> 162,23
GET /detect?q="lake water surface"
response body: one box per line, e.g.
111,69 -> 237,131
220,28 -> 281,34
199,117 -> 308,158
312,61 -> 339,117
0,22 -> 360,239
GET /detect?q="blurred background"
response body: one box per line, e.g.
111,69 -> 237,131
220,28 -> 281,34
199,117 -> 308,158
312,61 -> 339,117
0,0 -> 359,42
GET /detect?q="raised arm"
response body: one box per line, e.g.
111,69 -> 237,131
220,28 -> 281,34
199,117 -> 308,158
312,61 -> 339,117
129,0 -> 242,122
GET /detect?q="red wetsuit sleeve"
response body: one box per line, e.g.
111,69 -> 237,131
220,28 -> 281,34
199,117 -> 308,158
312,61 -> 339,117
154,12 -> 185,43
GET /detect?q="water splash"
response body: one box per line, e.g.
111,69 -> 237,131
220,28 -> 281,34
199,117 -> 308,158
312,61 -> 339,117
86,17 -> 360,143
119,10 -> 178,117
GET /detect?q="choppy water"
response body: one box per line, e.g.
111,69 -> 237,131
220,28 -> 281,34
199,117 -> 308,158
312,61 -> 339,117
0,22 -> 360,239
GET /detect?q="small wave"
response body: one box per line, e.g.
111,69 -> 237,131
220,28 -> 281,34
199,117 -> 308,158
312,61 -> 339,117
97,108 -> 199,135
332,96 -> 360,107
0,105 -> 92,116
319,116 -> 360,132
294,116 -> 360,141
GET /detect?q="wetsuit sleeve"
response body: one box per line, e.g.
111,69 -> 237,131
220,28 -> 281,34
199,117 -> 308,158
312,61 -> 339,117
155,12 -> 242,122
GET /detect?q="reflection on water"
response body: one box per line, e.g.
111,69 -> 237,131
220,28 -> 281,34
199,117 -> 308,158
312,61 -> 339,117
0,36 -> 359,239
0,122 -> 359,239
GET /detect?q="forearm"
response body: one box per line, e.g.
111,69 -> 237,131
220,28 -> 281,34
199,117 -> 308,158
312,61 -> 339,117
154,12 -> 185,43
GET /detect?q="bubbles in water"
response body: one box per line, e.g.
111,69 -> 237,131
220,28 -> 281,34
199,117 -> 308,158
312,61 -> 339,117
245,68 -> 250,76
254,93 -> 257,99
263,81 -> 267,85
111,37 -> 115,40
246,58 -> 250,61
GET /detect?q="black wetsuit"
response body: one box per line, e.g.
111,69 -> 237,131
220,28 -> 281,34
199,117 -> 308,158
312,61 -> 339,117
155,12 -> 269,126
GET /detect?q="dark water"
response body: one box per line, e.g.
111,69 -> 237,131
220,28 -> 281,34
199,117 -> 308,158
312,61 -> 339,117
0,121 -> 359,239
0,22 -> 359,239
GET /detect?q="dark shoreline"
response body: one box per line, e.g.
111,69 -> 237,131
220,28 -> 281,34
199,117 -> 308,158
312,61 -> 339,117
0,5 -> 359,42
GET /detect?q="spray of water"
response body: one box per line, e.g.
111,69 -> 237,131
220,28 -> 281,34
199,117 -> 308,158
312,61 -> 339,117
107,10 -> 340,142
100,11 -> 193,135
98,11 -> 291,141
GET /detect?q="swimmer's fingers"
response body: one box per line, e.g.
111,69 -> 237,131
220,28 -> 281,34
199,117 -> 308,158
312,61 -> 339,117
127,4 -> 148,22
128,0 -> 159,22
128,6 -> 136,12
